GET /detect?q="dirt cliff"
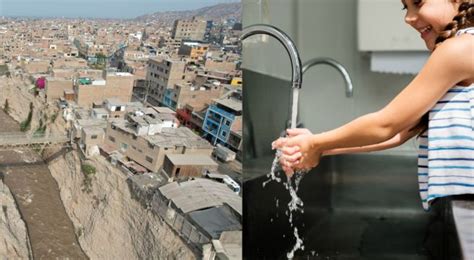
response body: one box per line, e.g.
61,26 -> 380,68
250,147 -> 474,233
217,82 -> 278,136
48,143 -> 197,259
0,179 -> 31,259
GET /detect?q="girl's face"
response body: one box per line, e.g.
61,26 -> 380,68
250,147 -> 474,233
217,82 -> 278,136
402,0 -> 461,51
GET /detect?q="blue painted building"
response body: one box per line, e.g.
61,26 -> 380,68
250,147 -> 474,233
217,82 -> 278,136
162,89 -> 177,110
202,90 -> 242,147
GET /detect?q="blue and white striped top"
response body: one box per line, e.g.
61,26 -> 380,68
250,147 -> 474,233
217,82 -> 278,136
417,28 -> 474,210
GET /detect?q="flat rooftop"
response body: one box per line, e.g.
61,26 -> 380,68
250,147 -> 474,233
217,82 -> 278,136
82,126 -> 104,136
105,98 -> 126,107
214,98 -> 242,113
166,154 -> 217,166
110,119 -> 212,149
108,72 -> 133,77
151,106 -> 176,114
76,119 -> 108,128
146,127 -> 212,149
92,108 -> 108,115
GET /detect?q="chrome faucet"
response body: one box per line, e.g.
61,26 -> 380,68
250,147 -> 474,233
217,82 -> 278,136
240,24 -> 303,91
302,57 -> 354,97
240,24 -> 304,158
240,24 -> 303,130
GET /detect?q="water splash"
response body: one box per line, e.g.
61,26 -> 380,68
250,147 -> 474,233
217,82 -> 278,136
284,171 -> 305,224
287,227 -> 304,259
262,150 -> 282,187
284,170 -> 306,259
263,149 -> 307,259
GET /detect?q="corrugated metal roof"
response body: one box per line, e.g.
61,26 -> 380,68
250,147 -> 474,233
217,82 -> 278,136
188,206 -> 241,239
159,179 -> 242,215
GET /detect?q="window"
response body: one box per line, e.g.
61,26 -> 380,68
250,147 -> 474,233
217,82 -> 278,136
120,143 -> 128,150
146,156 -> 153,163
132,135 -> 137,140
221,131 -> 227,137
225,120 -> 231,126
91,135 -> 98,139
108,136 -> 115,143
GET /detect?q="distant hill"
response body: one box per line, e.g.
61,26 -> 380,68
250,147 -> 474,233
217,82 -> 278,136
134,2 -> 241,25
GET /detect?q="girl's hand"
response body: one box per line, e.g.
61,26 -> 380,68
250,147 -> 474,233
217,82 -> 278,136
283,133 -> 322,171
278,128 -> 312,174
272,128 -> 321,176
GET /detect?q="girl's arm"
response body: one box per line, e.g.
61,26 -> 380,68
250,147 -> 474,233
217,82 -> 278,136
322,122 -> 421,156
274,36 -> 473,171
309,36 -> 473,152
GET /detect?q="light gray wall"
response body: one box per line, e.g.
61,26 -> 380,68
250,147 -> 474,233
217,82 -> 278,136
243,0 -> 421,160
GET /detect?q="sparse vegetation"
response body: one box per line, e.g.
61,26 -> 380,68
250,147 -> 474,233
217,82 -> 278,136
31,144 -> 42,153
51,112 -> 58,123
81,163 -> 96,193
34,119 -> 46,135
20,102 -> 34,132
0,64 -> 8,76
3,99 -> 10,114
90,63 -> 105,70
76,226 -> 84,238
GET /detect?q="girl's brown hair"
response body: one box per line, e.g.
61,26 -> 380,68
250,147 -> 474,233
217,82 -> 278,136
415,0 -> 474,137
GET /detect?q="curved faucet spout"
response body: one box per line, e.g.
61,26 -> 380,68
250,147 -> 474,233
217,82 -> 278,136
240,24 -> 303,129
302,58 -> 354,98
240,24 -> 303,90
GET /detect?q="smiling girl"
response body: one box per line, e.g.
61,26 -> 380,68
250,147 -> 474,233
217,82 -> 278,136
273,1 -> 473,257
274,0 -> 473,205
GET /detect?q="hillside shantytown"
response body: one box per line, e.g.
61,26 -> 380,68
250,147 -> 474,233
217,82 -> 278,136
0,2 -> 242,259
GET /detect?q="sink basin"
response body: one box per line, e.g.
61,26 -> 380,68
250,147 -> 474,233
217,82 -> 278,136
244,153 -> 436,259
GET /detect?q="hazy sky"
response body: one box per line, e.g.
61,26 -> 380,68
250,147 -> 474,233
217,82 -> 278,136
0,0 -> 238,19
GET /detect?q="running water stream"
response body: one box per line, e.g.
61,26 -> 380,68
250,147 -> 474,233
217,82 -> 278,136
263,88 -> 306,259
